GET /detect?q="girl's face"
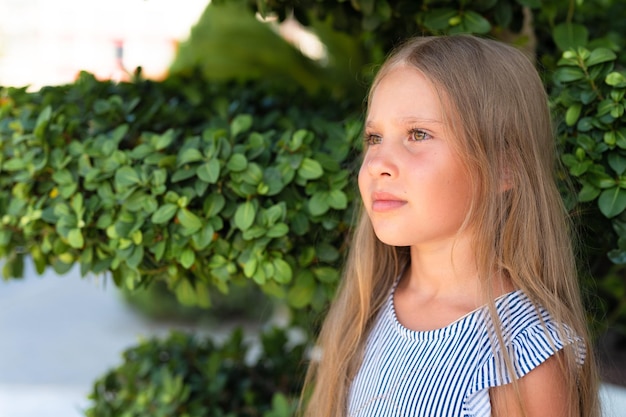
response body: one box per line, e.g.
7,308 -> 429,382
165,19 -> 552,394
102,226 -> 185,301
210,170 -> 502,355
358,65 -> 474,250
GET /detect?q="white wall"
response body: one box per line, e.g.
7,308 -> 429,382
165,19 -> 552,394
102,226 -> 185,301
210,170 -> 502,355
0,0 -> 209,89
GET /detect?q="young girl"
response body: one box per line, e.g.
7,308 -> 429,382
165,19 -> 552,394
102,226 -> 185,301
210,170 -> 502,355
301,35 -> 600,416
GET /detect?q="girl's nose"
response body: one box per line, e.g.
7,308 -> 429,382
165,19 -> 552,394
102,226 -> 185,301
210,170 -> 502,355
362,145 -> 398,178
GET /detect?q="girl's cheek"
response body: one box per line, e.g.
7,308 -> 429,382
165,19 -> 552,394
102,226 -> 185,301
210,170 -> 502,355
357,164 -> 369,199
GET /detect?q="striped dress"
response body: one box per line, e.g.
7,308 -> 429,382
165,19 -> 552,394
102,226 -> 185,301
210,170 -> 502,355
347,288 -> 583,416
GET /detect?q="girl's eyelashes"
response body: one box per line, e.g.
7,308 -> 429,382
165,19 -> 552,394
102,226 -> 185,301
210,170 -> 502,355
363,128 -> 432,146
363,133 -> 383,146
409,128 -> 432,142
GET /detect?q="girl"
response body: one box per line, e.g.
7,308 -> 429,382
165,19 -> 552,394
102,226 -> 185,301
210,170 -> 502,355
301,35 -> 600,416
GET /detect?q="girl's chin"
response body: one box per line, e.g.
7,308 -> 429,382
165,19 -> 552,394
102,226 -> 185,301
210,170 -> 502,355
372,230 -> 413,247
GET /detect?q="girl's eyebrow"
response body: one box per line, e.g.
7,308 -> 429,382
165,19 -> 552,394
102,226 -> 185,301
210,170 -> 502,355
365,117 -> 443,128
398,116 -> 443,125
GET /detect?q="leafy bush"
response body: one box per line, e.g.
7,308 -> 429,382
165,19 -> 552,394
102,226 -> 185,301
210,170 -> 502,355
552,46 -> 626,334
85,327 -> 305,417
0,72 -> 361,317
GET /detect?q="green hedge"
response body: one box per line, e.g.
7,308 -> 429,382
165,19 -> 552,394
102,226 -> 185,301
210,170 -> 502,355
552,46 -> 626,333
0,72 -> 361,315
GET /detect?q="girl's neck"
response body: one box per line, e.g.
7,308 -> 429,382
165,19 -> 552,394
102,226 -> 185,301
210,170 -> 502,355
403,234 -> 513,301
406,236 -> 479,294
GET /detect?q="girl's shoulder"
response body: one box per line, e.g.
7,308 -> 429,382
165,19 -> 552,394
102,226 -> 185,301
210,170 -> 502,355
477,290 -> 585,385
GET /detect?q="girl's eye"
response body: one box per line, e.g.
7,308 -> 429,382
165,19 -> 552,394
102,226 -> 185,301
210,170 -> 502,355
364,134 -> 382,146
410,129 -> 431,141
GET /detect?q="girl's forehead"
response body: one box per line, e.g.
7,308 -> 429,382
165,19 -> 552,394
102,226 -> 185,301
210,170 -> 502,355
367,66 -> 446,121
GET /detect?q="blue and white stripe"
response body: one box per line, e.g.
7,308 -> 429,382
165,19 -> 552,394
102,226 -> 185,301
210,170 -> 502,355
347,289 -> 583,417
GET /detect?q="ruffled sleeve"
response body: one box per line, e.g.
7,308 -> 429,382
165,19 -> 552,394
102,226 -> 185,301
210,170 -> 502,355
464,292 -> 585,416
492,320 -> 585,386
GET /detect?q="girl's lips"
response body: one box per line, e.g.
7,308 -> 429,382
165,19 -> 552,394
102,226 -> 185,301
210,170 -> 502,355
371,191 -> 406,212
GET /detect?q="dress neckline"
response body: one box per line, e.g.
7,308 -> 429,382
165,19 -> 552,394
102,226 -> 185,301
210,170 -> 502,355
387,281 -> 524,341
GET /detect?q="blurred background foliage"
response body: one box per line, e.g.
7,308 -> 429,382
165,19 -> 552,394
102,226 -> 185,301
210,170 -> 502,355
1,0 -> 626,414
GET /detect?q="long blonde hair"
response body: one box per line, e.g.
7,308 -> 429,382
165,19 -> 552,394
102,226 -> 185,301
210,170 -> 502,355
301,35 -> 599,417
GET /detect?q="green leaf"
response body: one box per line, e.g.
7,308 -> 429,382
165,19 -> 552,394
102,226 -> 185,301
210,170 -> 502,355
268,393 -> 291,417
463,11 -> 491,34
598,99 -> 617,117
608,153 -> 626,175
177,148 -> 203,166
565,103 -> 582,126
67,228 -> 84,249
110,124 -> 129,144
316,242 -> 340,262
553,23 -> 588,51
180,248 -> 196,269
608,248 -> 626,264
616,129 -> 626,150
197,159 -> 221,183
611,104 -> 625,119
234,200 -> 256,231
174,280 -> 197,306
328,189 -> 348,209
34,106 -> 52,138
192,223 -> 215,250
243,256 -> 258,278
287,271 -> 315,308
493,2 -> 512,26
203,193 -> 226,217
262,204 -> 285,225
586,48 -> 617,67
266,223 -> 289,238
230,114 -> 253,137
240,162 -> 264,185
177,208 -> 203,233
126,246 -> 143,269
577,117 -> 594,132
152,241 -> 166,261
151,203 -> 178,224
554,67 -> 585,83
422,8 -> 457,31
2,158 -> 26,171
115,166 -> 141,187
313,266 -> 339,283
578,183 -> 600,202
298,158 -> 324,180
171,166 -> 197,182
52,169 -> 74,185
309,192 -> 330,216
598,187 -> 626,218
227,153 -> 248,172
289,129 -> 308,152
606,71 -> 626,88
272,258 -> 292,284
570,160 -> 592,176
152,129 -> 176,150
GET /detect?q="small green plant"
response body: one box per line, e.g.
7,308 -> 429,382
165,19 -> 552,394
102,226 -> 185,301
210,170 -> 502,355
85,327 -> 305,417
